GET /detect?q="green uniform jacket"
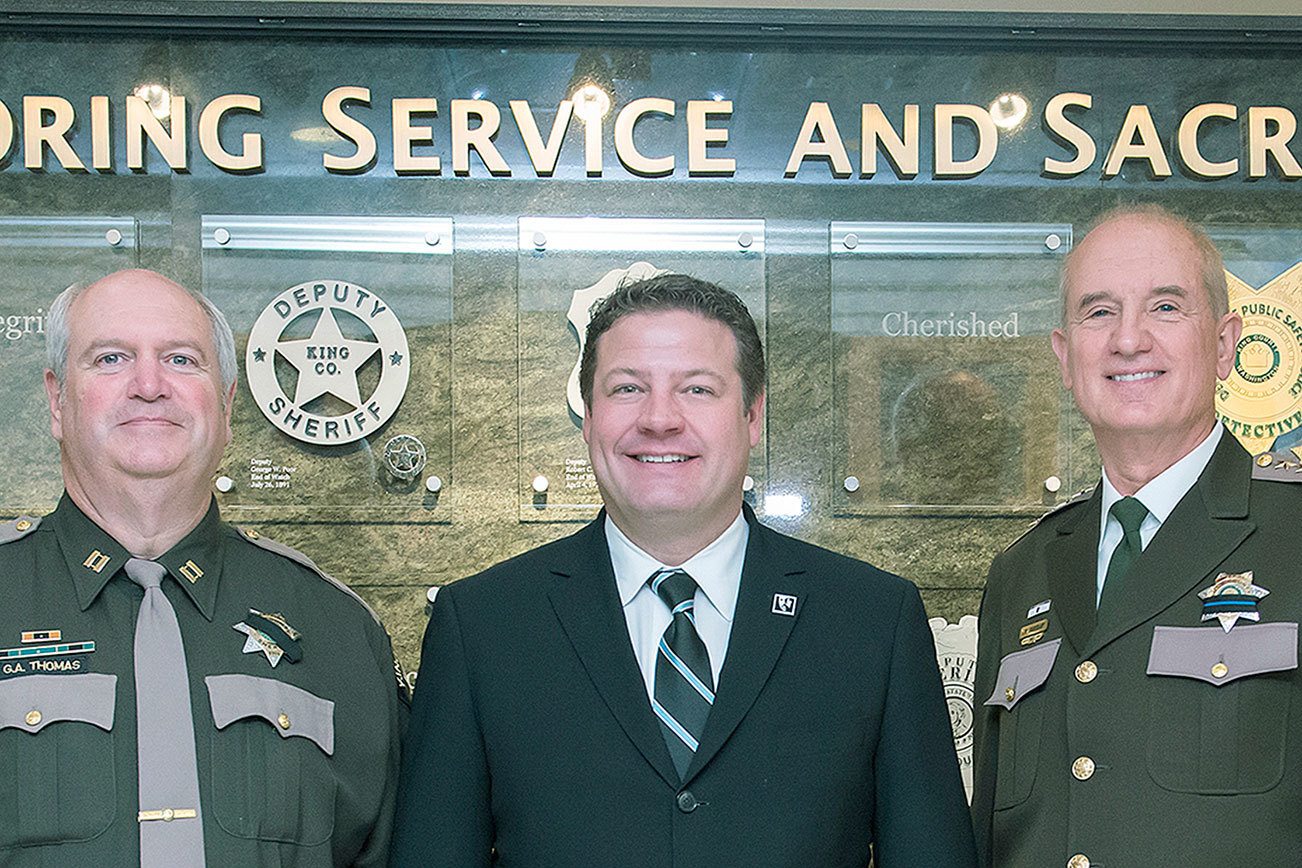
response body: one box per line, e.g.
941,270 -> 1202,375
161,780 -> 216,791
972,433 -> 1302,867
0,495 -> 403,867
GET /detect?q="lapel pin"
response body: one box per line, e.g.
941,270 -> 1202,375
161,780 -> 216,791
1198,571 -> 1268,633
1026,599 -> 1051,619
771,593 -> 797,616
1019,618 -> 1049,646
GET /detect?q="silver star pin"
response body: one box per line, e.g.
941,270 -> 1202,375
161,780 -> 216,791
1198,571 -> 1269,633
233,621 -> 285,667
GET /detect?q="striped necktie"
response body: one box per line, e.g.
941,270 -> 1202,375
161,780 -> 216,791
649,568 -> 715,779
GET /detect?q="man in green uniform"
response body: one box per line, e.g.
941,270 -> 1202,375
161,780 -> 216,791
972,206 -> 1302,867
0,269 -> 402,866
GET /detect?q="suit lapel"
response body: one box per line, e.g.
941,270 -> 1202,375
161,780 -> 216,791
547,518 -> 680,789
1085,434 -> 1255,656
1046,488 -> 1102,656
684,513 -> 803,784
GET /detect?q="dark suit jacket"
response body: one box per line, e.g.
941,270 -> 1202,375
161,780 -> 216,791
392,507 -> 976,867
972,434 -> 1302,867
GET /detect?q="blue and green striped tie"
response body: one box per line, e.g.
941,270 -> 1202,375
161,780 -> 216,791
649,569 -> 715,778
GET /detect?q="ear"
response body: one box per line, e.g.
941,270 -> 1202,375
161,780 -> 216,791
1214,312 -> 1243,382
581,404 -> 592,445
746,390 -> 765,448
1050,327 -> 1073,391
222,380 -> 237,443
43,369 -> 64,442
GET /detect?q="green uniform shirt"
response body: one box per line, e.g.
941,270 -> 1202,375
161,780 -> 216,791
0,494 -> 402,867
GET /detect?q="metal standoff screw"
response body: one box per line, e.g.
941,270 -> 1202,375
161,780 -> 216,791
104,228 -> 123,246
425,475 -> 443,493
532,475 -> 549,493
1045,233 -> 1062,251
424,230 -> 441,246
532,231 -> 547,250
1044,475 -> 1063,493
213,227 -> 231,245
843,233 -> 859,250
215,475 -> 234,493
737,232 -> 754,249
843,475 -> 861,492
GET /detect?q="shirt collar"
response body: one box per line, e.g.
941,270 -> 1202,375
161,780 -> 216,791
50,493 -> 226,620
1100,422 -> 1223,527
606,510 -> 749,622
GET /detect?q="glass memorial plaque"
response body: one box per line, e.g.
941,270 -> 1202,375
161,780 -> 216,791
1208,225 -> 1302,458
202,215 -> 453,521
0,217 -> 139,515
518,217 -> 766,522
831,222 -> 1080,516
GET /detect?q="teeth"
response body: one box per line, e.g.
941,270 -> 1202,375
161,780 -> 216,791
637,454 -> 690,463
1111,371 -> 1161,382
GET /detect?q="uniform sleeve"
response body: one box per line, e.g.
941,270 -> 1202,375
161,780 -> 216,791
389,587 -> 493,868
350,627 -> 405,867
871,584 -> 978,868
970,559 -> 1003,868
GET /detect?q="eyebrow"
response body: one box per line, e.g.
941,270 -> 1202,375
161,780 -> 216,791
81,339 -> 210,359
602,367 -> 725,380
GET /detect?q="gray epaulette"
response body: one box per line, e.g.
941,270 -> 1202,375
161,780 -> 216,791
234,526 -> 383,627
0,516 -> 41,545
1252,448 -> 1302,482
1002,487 -> 1094,553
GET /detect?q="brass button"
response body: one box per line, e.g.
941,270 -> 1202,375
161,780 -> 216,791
1071,756 -> 1096,780
1257,453 -> 1275,467
25,709 -> 41,727
244,528 -> 260,540
277,712 -> 291,730
162,808 -> 175,822
1075,661 -> 1098,683
1005,687 -> 1015,702
1212,662 -> 1229,679
14,519 -> 31,532
1068,855 -> 1090,868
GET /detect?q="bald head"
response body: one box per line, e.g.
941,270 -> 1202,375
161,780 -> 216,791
47,269 -> 237,398
1062,204 -> 1229,325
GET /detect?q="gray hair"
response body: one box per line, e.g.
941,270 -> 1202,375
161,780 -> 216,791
1061,203 -> 1229,325
46,275 -> 238,396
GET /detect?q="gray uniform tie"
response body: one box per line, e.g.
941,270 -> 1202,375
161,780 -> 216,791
125,557 -> 206,867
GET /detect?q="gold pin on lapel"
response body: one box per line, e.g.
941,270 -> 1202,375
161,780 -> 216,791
82,550 -> 110,573
1019,618 -> 1049,646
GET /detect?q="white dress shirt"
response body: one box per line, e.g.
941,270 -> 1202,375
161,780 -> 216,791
1096,422 -> 1223,605
606,511 -> 749,702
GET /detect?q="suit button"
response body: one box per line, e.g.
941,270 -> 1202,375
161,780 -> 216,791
1071,756 -> 1095,780
1068,855 -> 1090,868
676,791 -> 699,813
1075,661 -> 1098,683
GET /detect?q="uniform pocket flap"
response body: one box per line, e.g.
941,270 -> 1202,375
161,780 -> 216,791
0,673 -> 117,733
1147,622 -> 1298,687
206,674 -> 334,754
984,638 -> 1061,710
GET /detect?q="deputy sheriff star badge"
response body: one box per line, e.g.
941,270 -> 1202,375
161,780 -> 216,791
1198,571 -> 1269,633
232,609 -> 303,667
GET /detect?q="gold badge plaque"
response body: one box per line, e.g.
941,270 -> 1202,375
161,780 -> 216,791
1218,264 -> 1302,456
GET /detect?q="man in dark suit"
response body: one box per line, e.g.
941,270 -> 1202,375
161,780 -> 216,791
392,273 -> 976,867
972,206 -> 1302,867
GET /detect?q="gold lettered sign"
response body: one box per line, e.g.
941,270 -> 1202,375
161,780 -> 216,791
1219,264 -> 1302,455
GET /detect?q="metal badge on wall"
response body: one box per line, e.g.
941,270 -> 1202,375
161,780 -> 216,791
929,614 -> 978,803
383,434 -> 427,481
246,279 -> 411,445
565,261 -> 668,423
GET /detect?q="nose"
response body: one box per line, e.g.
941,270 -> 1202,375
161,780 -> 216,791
637,388 -> 684,435
127,355 -> 171,401
1110,306 -> 1154,356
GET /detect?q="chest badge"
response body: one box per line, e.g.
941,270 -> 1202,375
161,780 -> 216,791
232,609 -> 303,667
1198,571 -> 1269,633
1019,618 -> 1050,646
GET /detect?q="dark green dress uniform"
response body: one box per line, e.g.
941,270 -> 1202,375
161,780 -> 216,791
972,434 -> 1302,868
0,494 -> 402,867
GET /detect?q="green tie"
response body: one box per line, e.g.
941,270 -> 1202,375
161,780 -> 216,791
1099,496 -> 1149,613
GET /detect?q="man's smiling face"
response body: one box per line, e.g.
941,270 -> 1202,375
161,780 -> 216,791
583,309 -> 762,540
1052,215 -> 1239,457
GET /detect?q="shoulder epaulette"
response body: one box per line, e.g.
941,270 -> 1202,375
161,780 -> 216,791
1002,487 -> 1094,553
0,516 -> 41,545
234,526 -> 382,627
1252,448 -> 1302,482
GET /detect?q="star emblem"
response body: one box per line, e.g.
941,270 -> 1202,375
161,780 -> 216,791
252,347 -> 266,362
389,351 -> 404,366
274,308 -> 380,409
233,620 -> 285,667
1198,571 -> 1269,632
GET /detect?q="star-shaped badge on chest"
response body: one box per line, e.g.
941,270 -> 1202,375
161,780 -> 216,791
1198,571 -> 1269,632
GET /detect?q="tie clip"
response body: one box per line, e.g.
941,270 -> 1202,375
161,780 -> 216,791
138,807 -> 197,823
